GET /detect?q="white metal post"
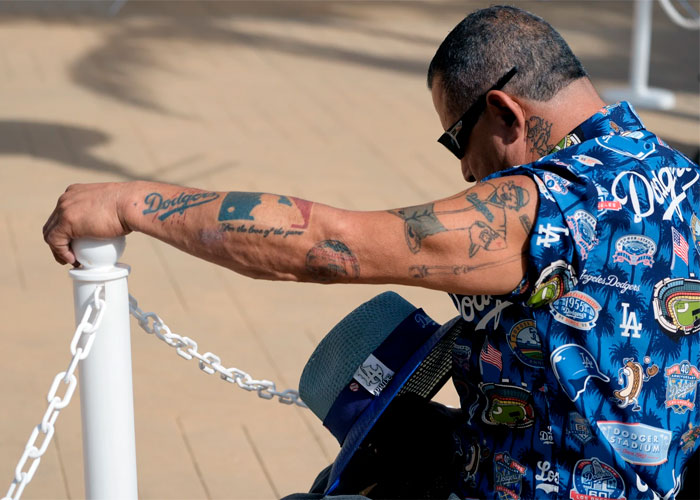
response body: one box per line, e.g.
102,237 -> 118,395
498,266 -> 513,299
603,0 -> 676,110
69,237 -> 138,499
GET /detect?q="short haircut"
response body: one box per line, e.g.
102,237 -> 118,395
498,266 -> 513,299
427,5 -> 587,117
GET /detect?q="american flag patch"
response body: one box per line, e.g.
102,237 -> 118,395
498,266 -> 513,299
672,227 -> 689,266
480,341 -> 502,371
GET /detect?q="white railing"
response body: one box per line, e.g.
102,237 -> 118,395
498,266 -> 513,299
69,237 -> 138,499
603,0 -> 698,110
3,237 -> 303,499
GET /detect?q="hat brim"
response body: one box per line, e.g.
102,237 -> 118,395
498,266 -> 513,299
324,316 -> 461,494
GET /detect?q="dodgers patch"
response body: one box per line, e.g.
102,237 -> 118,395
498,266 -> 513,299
597,421 -> 672,466
612,235 -> 656,266
479,382 -> 535,429
508,319 -> 544,368
353,353 -> 394,396
543,172 -> 571,194
692,214 -> 700,257
494,452 -> 526,500
551,344 -> 609,401
567,411 -> 593,444
527,260 -> 578,309
570,458 -> 626,500
653,277 -> 700,340
566,210 -> 599,259
665,360 -> 700,414
550,291 -> 601,330
596,183 -> 622,213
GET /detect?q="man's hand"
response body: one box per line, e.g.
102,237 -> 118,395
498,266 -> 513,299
43,183 -> 132,266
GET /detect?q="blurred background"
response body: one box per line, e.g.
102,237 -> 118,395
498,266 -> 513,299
0,1 -> 697,498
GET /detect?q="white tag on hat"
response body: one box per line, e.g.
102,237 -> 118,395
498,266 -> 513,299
353,353 -> 395,396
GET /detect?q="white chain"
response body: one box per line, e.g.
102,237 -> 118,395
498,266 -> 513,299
128,295 -> 308,408
2,287 -> 106,500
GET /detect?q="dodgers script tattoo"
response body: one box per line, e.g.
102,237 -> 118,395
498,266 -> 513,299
217,192 -> 313,235
409,254 -> 522,278
142,191 -> 220,221
305,240 -> 360,283
526,116 -> 554,157
389,181 -> 530,257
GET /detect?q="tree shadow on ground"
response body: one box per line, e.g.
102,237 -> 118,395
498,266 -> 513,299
0,1 -> 696,118
0,120 -> 147,179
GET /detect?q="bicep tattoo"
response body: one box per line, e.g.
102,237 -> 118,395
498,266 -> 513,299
389,180 -> 531,258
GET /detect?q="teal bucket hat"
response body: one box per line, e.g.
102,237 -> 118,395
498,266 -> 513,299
299,291 -> 460,494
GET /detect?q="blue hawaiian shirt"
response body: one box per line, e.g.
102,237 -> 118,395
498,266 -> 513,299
449,102 -> 700,499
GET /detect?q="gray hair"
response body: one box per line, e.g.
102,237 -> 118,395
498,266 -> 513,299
427,5 -> 587,117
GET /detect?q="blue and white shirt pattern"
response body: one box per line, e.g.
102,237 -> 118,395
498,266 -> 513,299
449,102 -> 700,499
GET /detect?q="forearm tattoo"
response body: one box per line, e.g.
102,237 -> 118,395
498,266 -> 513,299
305,240 -> 360,283
215,192 -> 313,238
409,254 -> 522,279
142,191 -> 220,221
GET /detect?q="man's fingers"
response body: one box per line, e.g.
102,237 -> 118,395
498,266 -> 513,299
44,216 -> 76,266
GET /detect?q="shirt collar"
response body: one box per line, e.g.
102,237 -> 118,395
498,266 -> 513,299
549,101 -> 646,155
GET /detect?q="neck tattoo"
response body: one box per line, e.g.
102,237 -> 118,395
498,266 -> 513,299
526,115 -> 554,157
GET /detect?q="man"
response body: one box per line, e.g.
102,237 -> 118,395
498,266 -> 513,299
44,5 -> 699,499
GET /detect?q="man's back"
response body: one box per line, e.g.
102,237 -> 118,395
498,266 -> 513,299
449,101 -> 700,498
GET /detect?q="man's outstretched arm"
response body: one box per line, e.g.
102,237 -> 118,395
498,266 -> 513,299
43,177 -> 537,296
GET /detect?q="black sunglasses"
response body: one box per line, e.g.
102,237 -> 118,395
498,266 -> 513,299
437,67 -> 518,159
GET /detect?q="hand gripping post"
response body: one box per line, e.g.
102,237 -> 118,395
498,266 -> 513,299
70,237 -> 138,499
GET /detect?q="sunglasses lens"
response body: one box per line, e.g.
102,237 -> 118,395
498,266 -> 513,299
438,134 -> 462,159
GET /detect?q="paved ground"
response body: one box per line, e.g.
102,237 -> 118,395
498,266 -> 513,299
0,1 -> 697,499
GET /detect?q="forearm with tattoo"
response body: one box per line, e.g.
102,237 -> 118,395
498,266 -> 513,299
134,185 -> 363,284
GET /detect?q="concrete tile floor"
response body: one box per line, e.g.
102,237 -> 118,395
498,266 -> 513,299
0,1 -> 697,498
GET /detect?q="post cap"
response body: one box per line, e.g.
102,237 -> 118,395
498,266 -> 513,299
73,237 -> 126,270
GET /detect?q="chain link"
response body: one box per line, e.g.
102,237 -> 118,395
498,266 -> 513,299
128,295 -> 307,408
2,286 -> 106,500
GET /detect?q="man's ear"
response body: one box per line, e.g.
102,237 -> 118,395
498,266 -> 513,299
484,91 -> 525,144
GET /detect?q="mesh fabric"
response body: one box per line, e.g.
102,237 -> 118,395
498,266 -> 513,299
299,291 -> 417,421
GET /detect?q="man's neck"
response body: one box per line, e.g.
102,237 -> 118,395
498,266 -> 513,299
523,78 -> 606,162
